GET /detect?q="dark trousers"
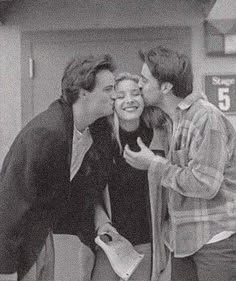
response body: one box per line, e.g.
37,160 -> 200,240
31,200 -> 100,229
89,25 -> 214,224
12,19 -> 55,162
171,232 -> 236,281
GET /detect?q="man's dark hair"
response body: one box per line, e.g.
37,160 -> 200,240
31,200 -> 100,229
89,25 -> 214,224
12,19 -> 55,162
61,54 -> 116,105
139,46 -> 193,98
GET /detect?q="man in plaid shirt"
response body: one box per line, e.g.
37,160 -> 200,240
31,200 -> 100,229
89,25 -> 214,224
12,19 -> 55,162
124,46 -> 236,281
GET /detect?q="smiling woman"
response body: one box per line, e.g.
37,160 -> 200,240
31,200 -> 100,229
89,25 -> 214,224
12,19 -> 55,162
91,72 -> 170,281
114,72 -> 144,131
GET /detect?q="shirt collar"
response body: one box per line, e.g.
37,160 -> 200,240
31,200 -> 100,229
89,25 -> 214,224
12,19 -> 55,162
177,91 -> 207,111
73,124 -> 90,140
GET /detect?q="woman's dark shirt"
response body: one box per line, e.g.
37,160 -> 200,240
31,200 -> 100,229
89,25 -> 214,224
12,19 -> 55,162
109,121 -> 153,245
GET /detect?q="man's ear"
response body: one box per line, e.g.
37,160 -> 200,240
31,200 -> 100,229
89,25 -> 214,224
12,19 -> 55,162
161,82 -> 173,95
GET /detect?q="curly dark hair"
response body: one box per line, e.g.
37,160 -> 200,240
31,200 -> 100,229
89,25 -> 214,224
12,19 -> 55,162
139,46 -> 193,98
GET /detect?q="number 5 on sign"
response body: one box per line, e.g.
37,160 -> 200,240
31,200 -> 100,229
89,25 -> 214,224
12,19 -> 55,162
218,88 -> 230,111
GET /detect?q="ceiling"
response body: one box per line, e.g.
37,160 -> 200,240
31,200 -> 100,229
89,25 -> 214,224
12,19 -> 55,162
0,0 -> 217,25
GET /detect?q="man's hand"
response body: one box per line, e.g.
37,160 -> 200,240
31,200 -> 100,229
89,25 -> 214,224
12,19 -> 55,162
123,137 -> 156,170
97,222 -> 118,236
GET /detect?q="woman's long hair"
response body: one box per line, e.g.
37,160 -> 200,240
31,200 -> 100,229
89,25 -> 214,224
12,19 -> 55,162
108,107 -> 168,154
110,72 -> 168,154
109,72 -> 141,153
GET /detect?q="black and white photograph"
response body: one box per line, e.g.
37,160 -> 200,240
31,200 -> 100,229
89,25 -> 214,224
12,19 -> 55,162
0,0 -> 236,280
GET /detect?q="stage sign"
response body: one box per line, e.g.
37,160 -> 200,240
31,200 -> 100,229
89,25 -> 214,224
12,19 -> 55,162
205,75 -> 236,113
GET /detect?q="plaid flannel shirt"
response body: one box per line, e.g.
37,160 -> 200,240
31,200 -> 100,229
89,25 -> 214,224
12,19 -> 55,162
152,91 -> 236,257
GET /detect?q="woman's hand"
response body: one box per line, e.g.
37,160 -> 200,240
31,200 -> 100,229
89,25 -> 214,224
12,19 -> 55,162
97,222 -> 118,236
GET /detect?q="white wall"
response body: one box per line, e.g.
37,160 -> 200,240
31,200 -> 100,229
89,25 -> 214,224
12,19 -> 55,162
0,26 -> 21,165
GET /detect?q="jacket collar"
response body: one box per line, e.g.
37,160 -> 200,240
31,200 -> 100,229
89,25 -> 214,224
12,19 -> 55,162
57,98 -> 74,167
177,91 -> 207,111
